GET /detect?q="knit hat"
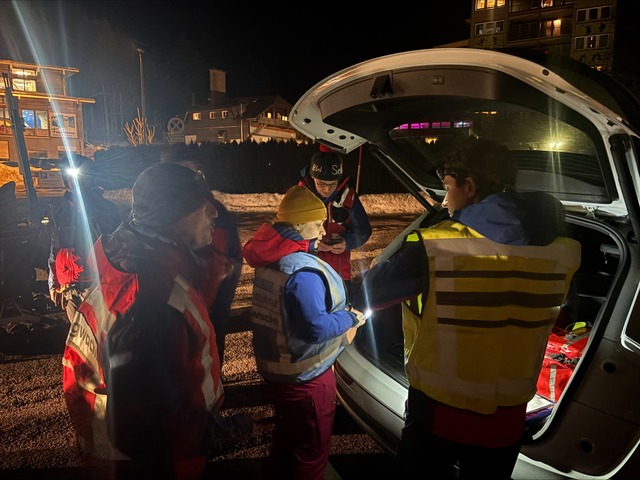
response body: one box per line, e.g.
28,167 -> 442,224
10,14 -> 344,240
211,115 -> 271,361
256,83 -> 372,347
309,145 -> 343,181
276,185 -> 327,225
131,162 -> 214,229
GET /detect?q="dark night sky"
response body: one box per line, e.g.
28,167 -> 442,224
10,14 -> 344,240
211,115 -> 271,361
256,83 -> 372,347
0,1 -> 471,123
1,1 -> 636,128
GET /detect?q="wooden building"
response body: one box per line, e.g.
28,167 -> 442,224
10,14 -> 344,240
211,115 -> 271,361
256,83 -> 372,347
0,59 -> 95,163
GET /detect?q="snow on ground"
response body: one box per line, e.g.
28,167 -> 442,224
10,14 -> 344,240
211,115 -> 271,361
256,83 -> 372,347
104,189 -> 425,215
2,162 -> 426,215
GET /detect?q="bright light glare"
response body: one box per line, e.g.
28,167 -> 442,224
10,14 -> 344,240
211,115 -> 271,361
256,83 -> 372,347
66,167 -> 80,177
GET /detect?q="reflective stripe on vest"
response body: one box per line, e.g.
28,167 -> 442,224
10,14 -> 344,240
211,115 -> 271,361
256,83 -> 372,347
62,240 -> 223,459
252,252 -> 348,383
403,220 -> 581,414
168,274 -> 224,411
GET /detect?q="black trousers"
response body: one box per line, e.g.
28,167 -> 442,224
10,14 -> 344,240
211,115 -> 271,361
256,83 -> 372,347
396,387 -> 522,479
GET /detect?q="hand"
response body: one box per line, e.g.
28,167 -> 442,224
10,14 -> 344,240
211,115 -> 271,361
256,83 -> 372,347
50,288 -> 62,307
317,237 -> 346,254
316,239 -> 332,253
329,238 -> 346,254
347,306 -> 367,328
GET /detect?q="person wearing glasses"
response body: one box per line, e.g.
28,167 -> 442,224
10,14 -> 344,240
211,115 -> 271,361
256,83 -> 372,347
298,145 -> 372,297
353,137 -> 581,479
62,163 -> 254,479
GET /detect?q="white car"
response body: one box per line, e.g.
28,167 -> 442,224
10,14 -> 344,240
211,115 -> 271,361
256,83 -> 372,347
289,48 -> 640,479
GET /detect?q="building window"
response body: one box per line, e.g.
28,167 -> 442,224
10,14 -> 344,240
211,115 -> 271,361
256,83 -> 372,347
192,112 -> 202,120
575,34 -> 609,50
12,77 -> 36,92
0,140 -> 8,160
508,21 -> 540,41
576,6 -> 611,23
221,110 -> 228,119
476,0 -> 505,10
0,107 -> 11,134
21,109 -> 49,130
476,20 -> 504,35
543,19 -> 562,37
11,67 -> 37,92
209,111 -> 216,119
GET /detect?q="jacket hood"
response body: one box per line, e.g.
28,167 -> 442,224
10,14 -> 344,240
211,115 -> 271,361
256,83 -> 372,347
453,191 -> 567,246
243,223 -> 311,268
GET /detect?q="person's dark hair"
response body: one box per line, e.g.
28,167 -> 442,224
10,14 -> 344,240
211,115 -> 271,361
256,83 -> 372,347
439,137 -> 517,199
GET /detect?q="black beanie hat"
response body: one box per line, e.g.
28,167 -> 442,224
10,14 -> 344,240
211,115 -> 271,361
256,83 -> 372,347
310,147 -> 343,181
131,163 -> 214,230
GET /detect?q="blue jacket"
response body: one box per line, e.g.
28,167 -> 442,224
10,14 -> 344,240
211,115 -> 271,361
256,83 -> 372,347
243,222 -> 360,383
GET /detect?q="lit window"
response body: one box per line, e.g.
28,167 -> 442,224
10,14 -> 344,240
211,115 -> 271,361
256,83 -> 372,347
22,110 -> 35,129
12,68 -> 36,76
476,0 -> 503,9
192,112 -> 202,120
221,110 -> 228,119
544,19 -> 562,37
12,78 -> 36,92
35,110 -> 48,129
209,111 -> 216,119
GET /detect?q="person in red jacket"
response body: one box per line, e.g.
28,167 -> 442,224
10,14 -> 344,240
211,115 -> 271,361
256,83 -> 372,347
62,162 -> 253,480
299,146 -> 372,297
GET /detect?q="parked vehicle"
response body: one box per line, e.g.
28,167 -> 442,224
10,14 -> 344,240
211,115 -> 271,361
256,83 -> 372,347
289,48 -> 640,479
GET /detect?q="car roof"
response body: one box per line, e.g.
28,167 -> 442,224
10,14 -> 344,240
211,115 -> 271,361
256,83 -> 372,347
289,48 -> 640,218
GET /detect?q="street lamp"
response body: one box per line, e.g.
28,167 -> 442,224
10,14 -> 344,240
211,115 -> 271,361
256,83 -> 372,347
137,47 -> 146,120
